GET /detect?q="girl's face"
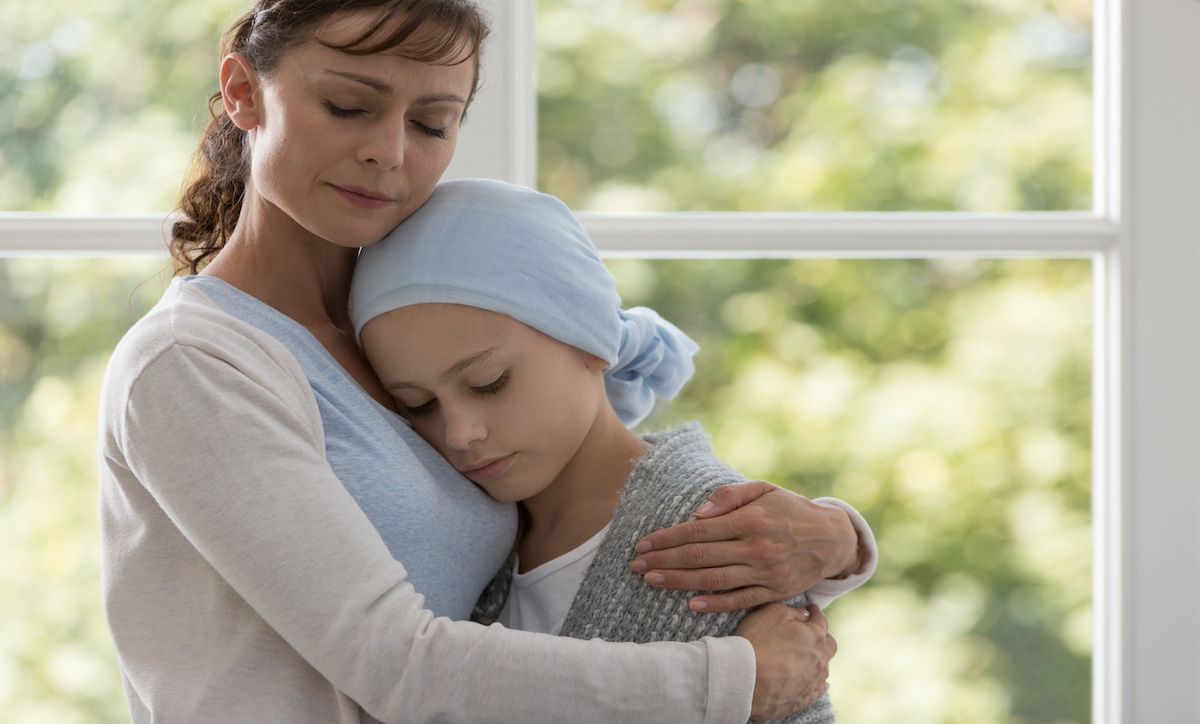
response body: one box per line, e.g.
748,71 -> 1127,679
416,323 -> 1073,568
361,304 -> 608,503
226,12 -> 476,248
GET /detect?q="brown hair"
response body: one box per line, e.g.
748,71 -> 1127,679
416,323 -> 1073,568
170,0 -> 490,275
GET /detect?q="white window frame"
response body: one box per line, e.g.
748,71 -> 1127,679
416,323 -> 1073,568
1,1 -> 1197,721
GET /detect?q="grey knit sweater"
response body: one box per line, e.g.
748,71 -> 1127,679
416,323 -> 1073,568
474,423 -> 835,724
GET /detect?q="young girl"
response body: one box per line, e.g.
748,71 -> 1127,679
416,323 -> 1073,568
350,179 -> 878,723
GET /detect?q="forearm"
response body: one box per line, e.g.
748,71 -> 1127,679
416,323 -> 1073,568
115,343 -> 753,723
395,618 -> 754,724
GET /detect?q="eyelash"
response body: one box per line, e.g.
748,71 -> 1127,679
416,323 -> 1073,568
401,399 -> 437,417
323,102 -> 449,139
324,101 -> 364,118
474,372 -> 510,396
414,122 -> 449,140
399,372 -> 511,418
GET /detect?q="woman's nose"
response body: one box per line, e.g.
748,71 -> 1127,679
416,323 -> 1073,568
360,122 -> 405,170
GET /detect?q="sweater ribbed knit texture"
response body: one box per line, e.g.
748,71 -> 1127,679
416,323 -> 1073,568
475,423 -> 835,724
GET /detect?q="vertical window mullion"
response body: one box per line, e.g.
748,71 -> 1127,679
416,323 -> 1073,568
444,0 -> 537,184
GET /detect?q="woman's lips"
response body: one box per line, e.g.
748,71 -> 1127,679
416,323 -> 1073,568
461,454 -> 515,482
330,184 -> 395,209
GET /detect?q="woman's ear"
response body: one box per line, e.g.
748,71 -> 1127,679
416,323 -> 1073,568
220,52 -> 262,131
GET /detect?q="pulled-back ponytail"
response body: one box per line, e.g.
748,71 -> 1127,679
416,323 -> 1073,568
169,1 -> 489,275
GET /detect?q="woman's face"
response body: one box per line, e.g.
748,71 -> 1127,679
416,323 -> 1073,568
361,304 -> 608,503
231,12 -> 476,248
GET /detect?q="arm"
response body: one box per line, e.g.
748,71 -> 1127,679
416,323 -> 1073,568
629,481 -> 878,613
110,337 -> 753,724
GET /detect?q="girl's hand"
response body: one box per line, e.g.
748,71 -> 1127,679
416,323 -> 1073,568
736,603 -> 835,720
628,481 -> 860,613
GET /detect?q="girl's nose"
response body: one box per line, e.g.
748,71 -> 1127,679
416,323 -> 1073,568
444,410 -> 487,451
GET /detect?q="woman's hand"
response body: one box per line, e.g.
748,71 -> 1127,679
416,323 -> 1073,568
628,481 -> 860,613
736,603 -> 835,721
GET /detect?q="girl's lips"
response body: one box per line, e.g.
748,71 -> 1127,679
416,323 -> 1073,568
461,454 -> 515,482
331,184 -> 394,209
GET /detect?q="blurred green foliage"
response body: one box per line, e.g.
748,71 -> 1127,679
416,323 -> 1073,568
2,0 -> 1093,722
538,0 -> 1092,211
1,0 -> 1091,212
0,258 -> 172,723
624,258 -> 1092,723
0,0 -> 243,211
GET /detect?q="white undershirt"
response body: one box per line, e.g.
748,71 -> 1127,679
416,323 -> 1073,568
498,524 -> 612,635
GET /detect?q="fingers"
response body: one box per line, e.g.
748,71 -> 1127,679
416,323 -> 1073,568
634,485 -> 790,553
638,563 -> 761,594
691,481 -> 777,519
686,585 -> 778,613
629,540 -> 748,573
634,514 -> 742,554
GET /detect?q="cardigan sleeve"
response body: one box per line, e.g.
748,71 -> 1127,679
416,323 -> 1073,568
107,311 -> 754,724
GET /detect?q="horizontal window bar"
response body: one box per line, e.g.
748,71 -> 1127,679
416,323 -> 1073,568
584,213 -> 1115,257
0,212 -> 1118,257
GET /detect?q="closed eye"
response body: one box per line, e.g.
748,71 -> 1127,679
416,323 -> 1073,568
411,120 -> 449,139
399,398 -> 438,417
472,372 -> 510,396
324,101 -> 366,118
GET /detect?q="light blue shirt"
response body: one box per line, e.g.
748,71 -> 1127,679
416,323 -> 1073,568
185,276 -> 517,620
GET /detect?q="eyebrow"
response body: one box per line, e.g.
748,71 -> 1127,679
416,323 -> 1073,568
322,69 -> 467,105
385,347 -> 499,391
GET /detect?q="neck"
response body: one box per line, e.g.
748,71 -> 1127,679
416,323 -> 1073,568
518,405 -> 649,569
200,186 -> 358,333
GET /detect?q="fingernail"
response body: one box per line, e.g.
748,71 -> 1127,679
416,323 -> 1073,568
689,599 -> 708,612
635,539 -> 652,553
645,572 -> 665,585
695,501 -> 715,517
630,558 -> 647,573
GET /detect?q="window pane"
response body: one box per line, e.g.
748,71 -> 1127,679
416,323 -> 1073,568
538,1 -> 1093,212
0,257 -> 168,721
3,257 -> 1091,722
0,1 -> 243,212
616,258 -> 1093,723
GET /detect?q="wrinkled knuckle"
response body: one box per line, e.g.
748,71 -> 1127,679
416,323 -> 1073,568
683,519 -> 707,543
703,569 -> 727,590
683,543 -> 707,566
735,590 -> 758,610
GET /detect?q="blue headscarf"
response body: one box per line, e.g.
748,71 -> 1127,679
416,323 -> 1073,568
349,178 -> 699,427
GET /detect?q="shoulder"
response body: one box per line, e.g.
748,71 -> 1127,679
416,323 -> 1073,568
634,423 -> 745,496
100,279 -> 318,447
614,422 -> 747,528
108,280 -> 303,384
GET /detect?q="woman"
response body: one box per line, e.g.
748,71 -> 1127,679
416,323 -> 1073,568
98,2 -> 873,722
